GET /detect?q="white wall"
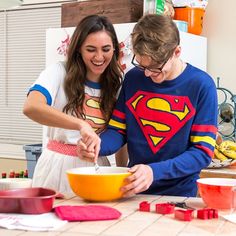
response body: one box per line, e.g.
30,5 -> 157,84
202,0 -> 236,93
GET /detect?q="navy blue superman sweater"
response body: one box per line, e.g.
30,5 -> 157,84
100,63 -> 218,197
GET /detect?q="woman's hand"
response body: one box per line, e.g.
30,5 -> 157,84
120,164 -> 153,197
79,122 -> 101,161
77,139 -> 97,162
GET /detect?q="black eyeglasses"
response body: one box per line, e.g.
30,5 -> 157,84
131,55 -> 170,75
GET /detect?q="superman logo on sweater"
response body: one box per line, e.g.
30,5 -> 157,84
126,91 -> 196,154
83,93 -> 106,134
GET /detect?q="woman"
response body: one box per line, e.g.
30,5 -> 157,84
23,15 -> 125,194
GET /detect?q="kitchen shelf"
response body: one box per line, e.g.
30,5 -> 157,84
217,77 -> 236,141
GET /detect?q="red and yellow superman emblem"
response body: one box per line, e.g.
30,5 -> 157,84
126,91 -> 196,154
82,93 -> 106,134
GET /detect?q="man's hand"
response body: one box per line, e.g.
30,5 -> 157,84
120,164 -> 153,197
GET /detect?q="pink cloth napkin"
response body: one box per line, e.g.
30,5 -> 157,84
54,205 -> 121,221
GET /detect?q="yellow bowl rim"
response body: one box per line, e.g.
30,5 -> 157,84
66,166 -> 130,176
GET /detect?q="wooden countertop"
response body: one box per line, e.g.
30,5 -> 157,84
1,194 -> 236,236
200,165 -> 236,179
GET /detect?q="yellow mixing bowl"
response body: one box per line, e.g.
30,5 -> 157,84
66,166 -> 131,201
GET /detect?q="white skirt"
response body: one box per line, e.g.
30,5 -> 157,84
32,148 -> 110,195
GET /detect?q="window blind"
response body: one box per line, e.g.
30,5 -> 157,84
0,6 -> 61,158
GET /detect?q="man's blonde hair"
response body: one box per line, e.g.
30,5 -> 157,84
131,14 -> 180,64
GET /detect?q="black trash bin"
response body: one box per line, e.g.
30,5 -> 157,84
23,144 -> 42,178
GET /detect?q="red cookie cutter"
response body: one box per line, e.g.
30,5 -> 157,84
174,209 -> 194,221
155,203 -> 175,214
139,201 -> 151,212
197,208 -> 218,220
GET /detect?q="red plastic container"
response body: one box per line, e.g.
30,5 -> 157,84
0,187 -> 56,214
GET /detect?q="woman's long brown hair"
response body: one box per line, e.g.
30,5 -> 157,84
63,15 -> 122,126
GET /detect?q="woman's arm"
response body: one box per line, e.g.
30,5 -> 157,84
23,91 -> 86,130
23,90 -> 100,155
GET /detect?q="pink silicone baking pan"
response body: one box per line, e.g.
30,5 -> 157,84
0,187 -> 57,214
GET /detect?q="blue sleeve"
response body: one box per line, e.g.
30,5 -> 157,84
100,129 -> 126,156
